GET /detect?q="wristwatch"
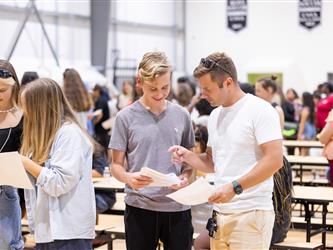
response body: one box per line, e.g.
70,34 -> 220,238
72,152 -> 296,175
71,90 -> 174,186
232,180 -> 243,195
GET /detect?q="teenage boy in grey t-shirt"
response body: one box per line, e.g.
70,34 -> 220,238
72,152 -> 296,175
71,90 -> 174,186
109,51 -> 195,250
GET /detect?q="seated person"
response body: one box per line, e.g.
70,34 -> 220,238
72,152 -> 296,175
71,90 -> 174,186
93,143 -> 116,214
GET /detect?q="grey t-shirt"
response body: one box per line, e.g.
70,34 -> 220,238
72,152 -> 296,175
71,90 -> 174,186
109,100 -> 195,212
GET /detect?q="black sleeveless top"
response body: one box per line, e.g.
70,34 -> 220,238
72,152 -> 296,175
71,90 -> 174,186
0,117 -> 23,153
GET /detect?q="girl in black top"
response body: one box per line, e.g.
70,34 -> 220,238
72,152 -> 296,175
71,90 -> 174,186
0,60 -> 24,250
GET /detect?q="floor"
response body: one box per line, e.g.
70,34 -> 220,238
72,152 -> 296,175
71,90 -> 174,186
94,230 -> 333,250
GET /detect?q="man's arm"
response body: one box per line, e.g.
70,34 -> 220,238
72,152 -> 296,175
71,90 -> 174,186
238,139 -> 283,190
111,149 -> 152,189
208,139 -> 283,203
169,146 -> 215,173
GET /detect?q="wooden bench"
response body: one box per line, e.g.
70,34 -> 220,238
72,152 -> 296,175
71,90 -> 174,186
293,177 -> 330,187
94,214 -> 125,250
106,193 -> 125,215
270,241 -> 323,250
291,216 -> 333,232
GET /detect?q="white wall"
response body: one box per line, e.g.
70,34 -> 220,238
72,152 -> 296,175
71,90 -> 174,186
107,0 -> 185,89
108,0 -> 182,67
0,0 -> 91,72
185,0 -> 333,94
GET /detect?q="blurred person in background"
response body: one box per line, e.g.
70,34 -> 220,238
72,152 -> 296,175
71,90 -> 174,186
21,71 -> 39,87
239,82 -> 254,95
316,82 -> 333,133
286,88 -> 302,122
91,84 -> 110,150
255,76 -> 285,130
176,82 -> 194,108
193,99 -> 215,127
278,87 -> 295,123
63,68 -> 92,131
117,79 -> 134,110
192,124 -> 212,250
297,92 -> 316,155
92,142 -> 116,214
177,76 -> 197,98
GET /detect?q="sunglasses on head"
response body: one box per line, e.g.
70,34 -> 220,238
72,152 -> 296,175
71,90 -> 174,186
200,58 -> 232,77
0,69 -> 13,79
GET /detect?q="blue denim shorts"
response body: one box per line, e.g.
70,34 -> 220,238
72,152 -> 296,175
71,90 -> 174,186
0,186 -> 24,250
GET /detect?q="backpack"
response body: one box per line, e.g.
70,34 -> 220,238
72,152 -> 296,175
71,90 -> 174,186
271,156 -> 293,244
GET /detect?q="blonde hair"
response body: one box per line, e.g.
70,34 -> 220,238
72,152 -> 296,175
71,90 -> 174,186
20,78 -> 82,164
138,51 -> 171,83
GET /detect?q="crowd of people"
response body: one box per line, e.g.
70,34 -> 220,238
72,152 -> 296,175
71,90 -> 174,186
0,50 -> 333,250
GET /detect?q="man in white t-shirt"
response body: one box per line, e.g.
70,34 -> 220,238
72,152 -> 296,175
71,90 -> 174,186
169,52 -> 283,249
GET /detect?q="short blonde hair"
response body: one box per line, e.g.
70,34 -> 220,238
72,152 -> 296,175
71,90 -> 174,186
138,52 -> 172,83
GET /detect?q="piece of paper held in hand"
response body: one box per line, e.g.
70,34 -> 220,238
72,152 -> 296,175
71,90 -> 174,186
140,167 -> 181,187
0,151 -> 34,189
167,177 -> 215,205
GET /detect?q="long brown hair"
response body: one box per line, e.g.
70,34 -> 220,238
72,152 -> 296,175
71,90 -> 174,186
20,78 -> 83,164
0,59 -> 20,106
63,68 -> 92,112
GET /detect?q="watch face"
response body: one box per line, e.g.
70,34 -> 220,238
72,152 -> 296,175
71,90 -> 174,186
232,181 -> 243,194
235,185 -> 243,194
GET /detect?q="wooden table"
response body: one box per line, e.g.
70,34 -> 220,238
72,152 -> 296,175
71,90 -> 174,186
283,140 -> 323,149
94,177 -> 125,192
293,186 -> 333,248
286,156 -> 328,184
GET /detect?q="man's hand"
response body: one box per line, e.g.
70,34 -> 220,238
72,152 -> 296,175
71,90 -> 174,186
168,145 -> 191,164
125,172 -> 153,190
208,183 -> 235,204
169,174 -> 189,190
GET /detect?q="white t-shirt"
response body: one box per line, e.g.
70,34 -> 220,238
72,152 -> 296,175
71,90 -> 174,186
207,94 -> 282,212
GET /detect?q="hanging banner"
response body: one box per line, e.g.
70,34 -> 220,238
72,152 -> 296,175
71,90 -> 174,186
227,0 -> 247,32
299,0 -> 321,30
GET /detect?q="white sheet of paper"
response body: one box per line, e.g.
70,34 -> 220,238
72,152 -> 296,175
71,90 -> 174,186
167,177 -> 215,205
0,151 -> 33,189
140,167 -> 181,187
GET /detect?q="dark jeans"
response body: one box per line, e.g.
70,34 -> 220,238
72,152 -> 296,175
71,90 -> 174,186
95,192 -> 116,214
125,204 -> 193,250
36,239 -> 92,250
